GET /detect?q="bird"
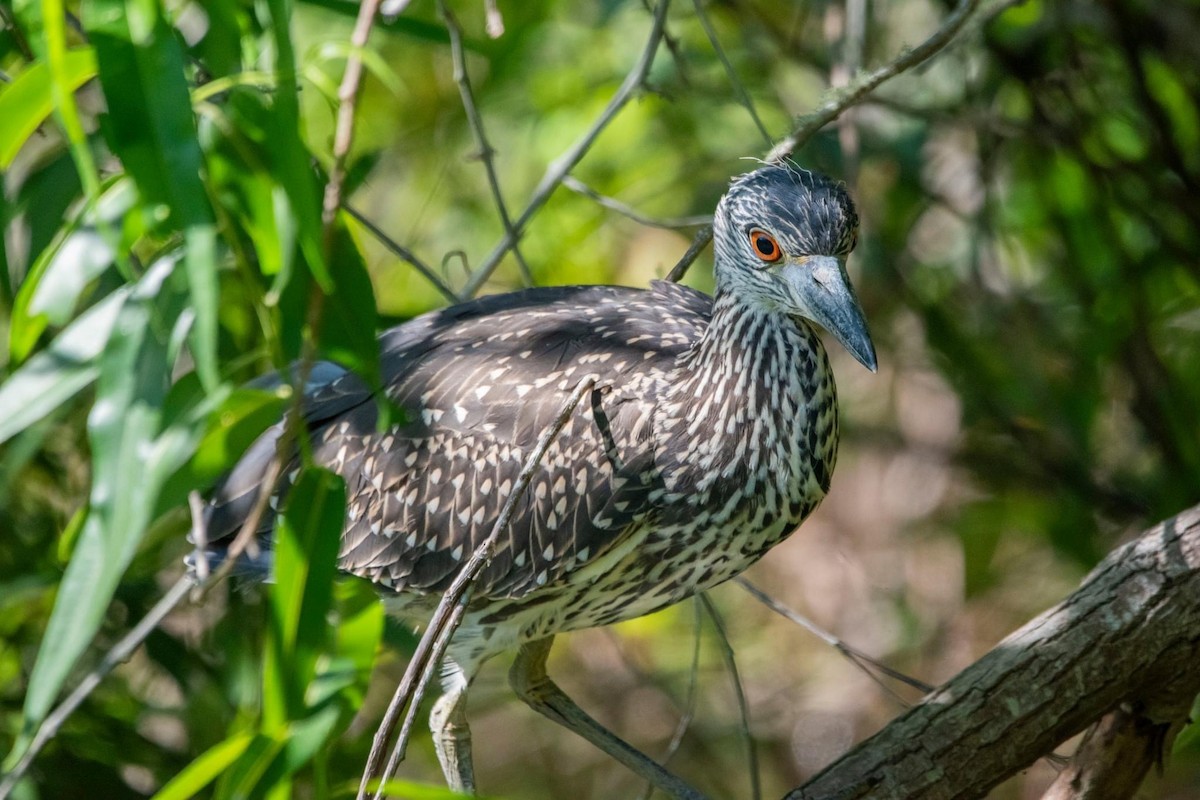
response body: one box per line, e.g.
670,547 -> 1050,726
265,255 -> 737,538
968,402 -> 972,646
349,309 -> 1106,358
200,162 -> 876,798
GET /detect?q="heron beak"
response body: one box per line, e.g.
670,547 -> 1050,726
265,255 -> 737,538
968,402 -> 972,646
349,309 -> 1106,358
780,255 -> 878,372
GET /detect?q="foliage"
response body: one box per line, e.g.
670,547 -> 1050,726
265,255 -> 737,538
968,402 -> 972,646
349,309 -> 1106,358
0,0 -> 1198,798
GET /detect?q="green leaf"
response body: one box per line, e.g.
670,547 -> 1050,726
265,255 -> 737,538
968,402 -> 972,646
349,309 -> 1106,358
40,0 -> 105,219
8,177 -> 135,363
320,220 -> 381,390
253,703 -> 342,795
265,468 -> 346,727
157,386 -> 290,513
150,731 -> 256,800
202,91 -> 298,286
82,0 -> 219,390
15,259 -> 171,745
334,779 -> 476,800
261,0 -> 333,293
15,255 -> 222,746
0,48 -> 97,169
214,733 -> 285,800
0,280 -> 127,447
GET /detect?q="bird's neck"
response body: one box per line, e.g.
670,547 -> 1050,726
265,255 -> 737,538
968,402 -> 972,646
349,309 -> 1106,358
656,289 -> 840,527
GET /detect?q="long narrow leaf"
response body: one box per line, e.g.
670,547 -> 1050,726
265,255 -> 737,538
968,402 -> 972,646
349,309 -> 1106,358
265,468 -> 346,728
261,0 -> 333,293
149,731 -> 256,800
0,49 -> 97,169
0,277 -> 128,446
40,0 -> 104,215
8,177 -> 135,362
83,0 -> 219,390
16,259 -> 174,740
13,254 -> 225,750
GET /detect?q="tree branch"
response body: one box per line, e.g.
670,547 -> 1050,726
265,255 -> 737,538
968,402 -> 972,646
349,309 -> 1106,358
768,0 -> 982,163
457,0 -> 670,299
668,0 -> 998,283
785,503 -> 1200,800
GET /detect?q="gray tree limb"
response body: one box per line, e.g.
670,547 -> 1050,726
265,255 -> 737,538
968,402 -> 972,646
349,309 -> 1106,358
786,503 -> 1200,800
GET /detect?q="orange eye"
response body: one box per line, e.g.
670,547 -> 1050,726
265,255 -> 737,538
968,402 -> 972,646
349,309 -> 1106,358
748,229 -> 782,263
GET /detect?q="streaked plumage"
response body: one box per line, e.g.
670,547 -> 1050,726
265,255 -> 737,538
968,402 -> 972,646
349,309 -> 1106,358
202,163 -> 875,796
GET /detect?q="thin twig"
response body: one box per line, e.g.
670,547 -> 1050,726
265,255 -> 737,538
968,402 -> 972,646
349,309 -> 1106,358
344,204 -> 458,302
0,576 -> 195,799
668,0 -> 987,284
768,0 -> 982,162
562,176 -> 711,230
641,0 -> 690,88
440,0 -> 534,287
699,594 -> 760,800
0,4 -> 34,63
375,591 -> 472,798
359,376 -> 599,800
458,0 -> 671,299
735,578 -> 934,697
321,0 -> 383,240
636,598 -> 705,800
0,434 -> 292,797
664,226 -> 714,283
302,0 -> 382,468
829,0 -> 866,183
692,0 -> 772,147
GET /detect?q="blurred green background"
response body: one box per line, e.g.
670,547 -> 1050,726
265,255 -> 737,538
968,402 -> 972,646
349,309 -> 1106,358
1,0 -> 1198,797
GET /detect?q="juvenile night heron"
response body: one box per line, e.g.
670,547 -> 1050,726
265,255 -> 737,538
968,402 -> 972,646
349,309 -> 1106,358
202,163 -> 876,798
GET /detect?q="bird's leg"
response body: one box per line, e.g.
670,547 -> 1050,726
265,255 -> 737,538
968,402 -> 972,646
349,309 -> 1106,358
430,667 -> 475,794
509,637 -> 708,800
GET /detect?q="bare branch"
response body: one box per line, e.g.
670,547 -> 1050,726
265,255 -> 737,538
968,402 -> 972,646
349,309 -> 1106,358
321,0 -> 383,243
458,0 -> 671,299
785,504 -> 1200,800
664,226 -> 714,283
768,0 -> 998,162
735,577 -> 934,698
358,376 -> 598,800
668,0 -> 995,283
692,0 -> 772,147
700,594 -> 761,800
344,204 -> 458,303
562,176 -> 711,230
0,577 -> 195,799
440,0 -> 534,287
635,598 -> 704,800
1040,700 -> 1191,800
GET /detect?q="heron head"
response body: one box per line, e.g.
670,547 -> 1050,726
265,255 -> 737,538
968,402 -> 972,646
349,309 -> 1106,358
713,163 -> 877,372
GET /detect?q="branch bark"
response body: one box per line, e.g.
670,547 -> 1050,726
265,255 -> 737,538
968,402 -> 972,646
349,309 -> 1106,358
785,503 -> 1200,800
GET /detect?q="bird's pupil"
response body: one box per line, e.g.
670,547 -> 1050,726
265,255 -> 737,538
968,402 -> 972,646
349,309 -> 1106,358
756,236 -> 773,255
